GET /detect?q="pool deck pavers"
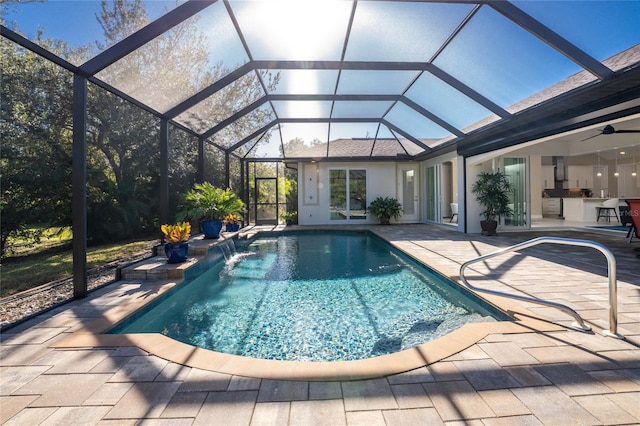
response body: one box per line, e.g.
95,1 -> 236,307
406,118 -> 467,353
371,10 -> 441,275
1,224 -> 639,425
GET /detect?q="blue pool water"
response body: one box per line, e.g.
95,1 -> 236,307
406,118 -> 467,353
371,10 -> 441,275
111,231 -> 509,361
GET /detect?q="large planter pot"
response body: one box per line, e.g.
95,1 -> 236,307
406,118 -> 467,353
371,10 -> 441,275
480,220 -> 498,236
164,242 -> 189,263
201,220 -> 223,239
226,223 -> 240,232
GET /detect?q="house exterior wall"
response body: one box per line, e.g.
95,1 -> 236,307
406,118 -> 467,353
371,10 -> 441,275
297,161 -> 397,226
295,150 -> 532,233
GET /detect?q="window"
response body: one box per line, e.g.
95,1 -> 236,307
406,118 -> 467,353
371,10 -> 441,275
329,169 -> 367,220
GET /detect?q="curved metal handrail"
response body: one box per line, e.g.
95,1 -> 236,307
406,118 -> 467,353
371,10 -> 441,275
459,236 -> 623,339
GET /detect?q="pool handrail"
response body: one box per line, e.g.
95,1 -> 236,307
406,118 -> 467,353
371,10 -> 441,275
459,236 -> 623,339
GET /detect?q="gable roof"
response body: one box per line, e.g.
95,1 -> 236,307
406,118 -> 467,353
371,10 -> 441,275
286,138 -> 429,160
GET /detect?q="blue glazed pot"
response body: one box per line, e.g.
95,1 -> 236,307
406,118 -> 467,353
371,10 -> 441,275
226,223 -> 240,232
201,220 -> 223,239
164,242 -> 189,263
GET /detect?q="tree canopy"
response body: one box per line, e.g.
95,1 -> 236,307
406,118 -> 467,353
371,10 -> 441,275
0,0 -> 277,257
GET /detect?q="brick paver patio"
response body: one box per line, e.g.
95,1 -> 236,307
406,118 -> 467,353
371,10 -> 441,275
1,225 -> 638,425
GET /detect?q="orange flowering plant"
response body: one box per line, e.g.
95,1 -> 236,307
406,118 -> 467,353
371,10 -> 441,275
161,222 -> 191,244
224,214 -> 240,224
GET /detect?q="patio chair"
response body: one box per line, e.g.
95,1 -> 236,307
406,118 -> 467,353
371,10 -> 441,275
624,199 -> 640,244
595,198 -> 619,222
450,203 -> 458,223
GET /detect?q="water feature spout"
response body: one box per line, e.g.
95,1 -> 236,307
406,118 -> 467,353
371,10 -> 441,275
219,238 -> 236,261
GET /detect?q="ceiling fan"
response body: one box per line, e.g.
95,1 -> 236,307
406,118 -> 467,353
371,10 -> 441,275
581,124 -> 640,141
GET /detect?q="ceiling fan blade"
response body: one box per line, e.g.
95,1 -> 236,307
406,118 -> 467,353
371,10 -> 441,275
580,124 -> 639,141
581,133 -> 601,141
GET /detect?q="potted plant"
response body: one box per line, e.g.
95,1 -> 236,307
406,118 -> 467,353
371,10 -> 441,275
224,214 -> 241,232
280,211 -> 297,226
470,170 -> 513,236
161,222 -> 191,263
366,196 -> 403,225
176,183 -> 244,239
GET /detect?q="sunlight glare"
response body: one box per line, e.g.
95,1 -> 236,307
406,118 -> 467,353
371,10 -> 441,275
287,71 -> 322,118
233,0 -> 351,60
289,70 -> 319,95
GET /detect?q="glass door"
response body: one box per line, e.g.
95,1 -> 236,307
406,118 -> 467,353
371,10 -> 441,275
503,157 -> 527,227
398,165 -> 419,221
425,165 -> 440,222
348,169 -> 367,220
255,177 -> 278,225
329,169 -> 367,221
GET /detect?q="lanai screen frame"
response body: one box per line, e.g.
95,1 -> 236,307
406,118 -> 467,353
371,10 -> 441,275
2,0 -> 640,298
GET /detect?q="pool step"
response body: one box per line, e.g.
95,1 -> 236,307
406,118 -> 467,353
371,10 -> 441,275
119,255 -> 199,281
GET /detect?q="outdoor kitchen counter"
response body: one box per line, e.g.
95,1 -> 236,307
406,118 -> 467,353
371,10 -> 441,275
562,197 -> 619,222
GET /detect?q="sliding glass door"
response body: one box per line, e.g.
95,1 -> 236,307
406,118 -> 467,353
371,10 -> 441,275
503,157 -> 527,227
329,169 -> 367,221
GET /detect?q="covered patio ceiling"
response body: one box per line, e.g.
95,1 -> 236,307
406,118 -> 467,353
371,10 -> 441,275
3,0 -> 639,161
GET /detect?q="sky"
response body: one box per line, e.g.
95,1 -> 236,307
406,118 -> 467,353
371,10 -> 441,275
3,0 -> 639,157
2,0 -> 178,48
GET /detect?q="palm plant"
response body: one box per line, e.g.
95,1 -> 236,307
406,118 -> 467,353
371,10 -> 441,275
176,183 -> 244,222
471,171 -> 513,235
367,196 -> 403,225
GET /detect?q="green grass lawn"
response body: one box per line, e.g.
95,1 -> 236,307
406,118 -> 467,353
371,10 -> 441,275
5,226 -> 73,256
2,230 -> 156,298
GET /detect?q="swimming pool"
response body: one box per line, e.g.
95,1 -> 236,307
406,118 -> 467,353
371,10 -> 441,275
110,231 -> 509,361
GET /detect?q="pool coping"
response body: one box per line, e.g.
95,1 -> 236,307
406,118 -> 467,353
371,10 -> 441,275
51,227 -> 567,381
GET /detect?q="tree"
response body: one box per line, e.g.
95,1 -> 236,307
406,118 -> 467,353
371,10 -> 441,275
89,0 -> 277,236
1,0 -> 279,254
0,32 -> 83,256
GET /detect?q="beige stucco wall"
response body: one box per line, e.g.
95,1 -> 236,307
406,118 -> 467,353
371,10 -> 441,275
297,161 -> 398,226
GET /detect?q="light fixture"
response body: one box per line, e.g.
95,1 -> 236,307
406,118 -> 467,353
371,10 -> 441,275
596,151 -> 602,177
633,147 -> 637,177
614,150 -> 619,177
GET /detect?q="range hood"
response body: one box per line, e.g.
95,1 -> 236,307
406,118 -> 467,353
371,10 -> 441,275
554,156 -> 567,181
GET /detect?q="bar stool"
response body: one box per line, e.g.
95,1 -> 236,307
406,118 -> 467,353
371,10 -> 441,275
595,198 -> 619,222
